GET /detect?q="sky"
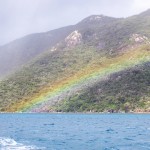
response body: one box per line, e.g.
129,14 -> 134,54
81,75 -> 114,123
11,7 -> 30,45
0,0 -> 150,45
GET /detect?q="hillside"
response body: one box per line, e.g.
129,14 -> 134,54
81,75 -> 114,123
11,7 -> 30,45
0,25 -> 74,78
55,62 -> 150,113
0,10 -> 150,112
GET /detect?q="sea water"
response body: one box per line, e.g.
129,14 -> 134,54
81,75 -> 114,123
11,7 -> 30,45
0,113 -> 150,150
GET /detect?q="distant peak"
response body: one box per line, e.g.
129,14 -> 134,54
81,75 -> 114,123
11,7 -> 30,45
78,15 -> 117,25
81,15 -> 108,21
87,15 -> 105,21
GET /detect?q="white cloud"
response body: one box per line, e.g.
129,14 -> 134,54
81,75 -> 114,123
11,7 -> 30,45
132,0 -> 150,13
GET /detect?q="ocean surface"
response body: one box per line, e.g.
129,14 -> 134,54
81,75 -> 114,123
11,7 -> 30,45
0,113 -> 150,150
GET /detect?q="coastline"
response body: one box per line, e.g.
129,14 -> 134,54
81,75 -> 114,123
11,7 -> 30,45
0,111 -> 150,114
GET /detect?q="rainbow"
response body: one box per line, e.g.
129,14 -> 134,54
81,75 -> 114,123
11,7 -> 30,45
8,45 -> 150,112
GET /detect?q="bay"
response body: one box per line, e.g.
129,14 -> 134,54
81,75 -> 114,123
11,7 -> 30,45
0,113 -> 150,150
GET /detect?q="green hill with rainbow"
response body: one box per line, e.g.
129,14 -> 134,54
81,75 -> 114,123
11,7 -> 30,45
0,10 -> 150,113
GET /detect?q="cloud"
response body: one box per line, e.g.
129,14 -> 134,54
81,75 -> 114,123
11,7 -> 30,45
0,0 -> 150,45
133,0 -> 150,11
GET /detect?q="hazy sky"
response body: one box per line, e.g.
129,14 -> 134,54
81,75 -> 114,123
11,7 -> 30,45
0,0 -> 150,45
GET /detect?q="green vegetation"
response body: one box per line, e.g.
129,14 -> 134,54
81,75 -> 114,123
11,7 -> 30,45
0,46 -> 103,111
55,62 -> 150,112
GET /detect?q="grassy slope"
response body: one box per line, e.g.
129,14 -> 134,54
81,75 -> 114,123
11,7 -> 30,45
1,44 -> 150,112
55,62 -> 150,113
0,46 -> 101,111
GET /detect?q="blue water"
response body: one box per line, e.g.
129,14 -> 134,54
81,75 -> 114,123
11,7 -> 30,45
0,113 -> 150,150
